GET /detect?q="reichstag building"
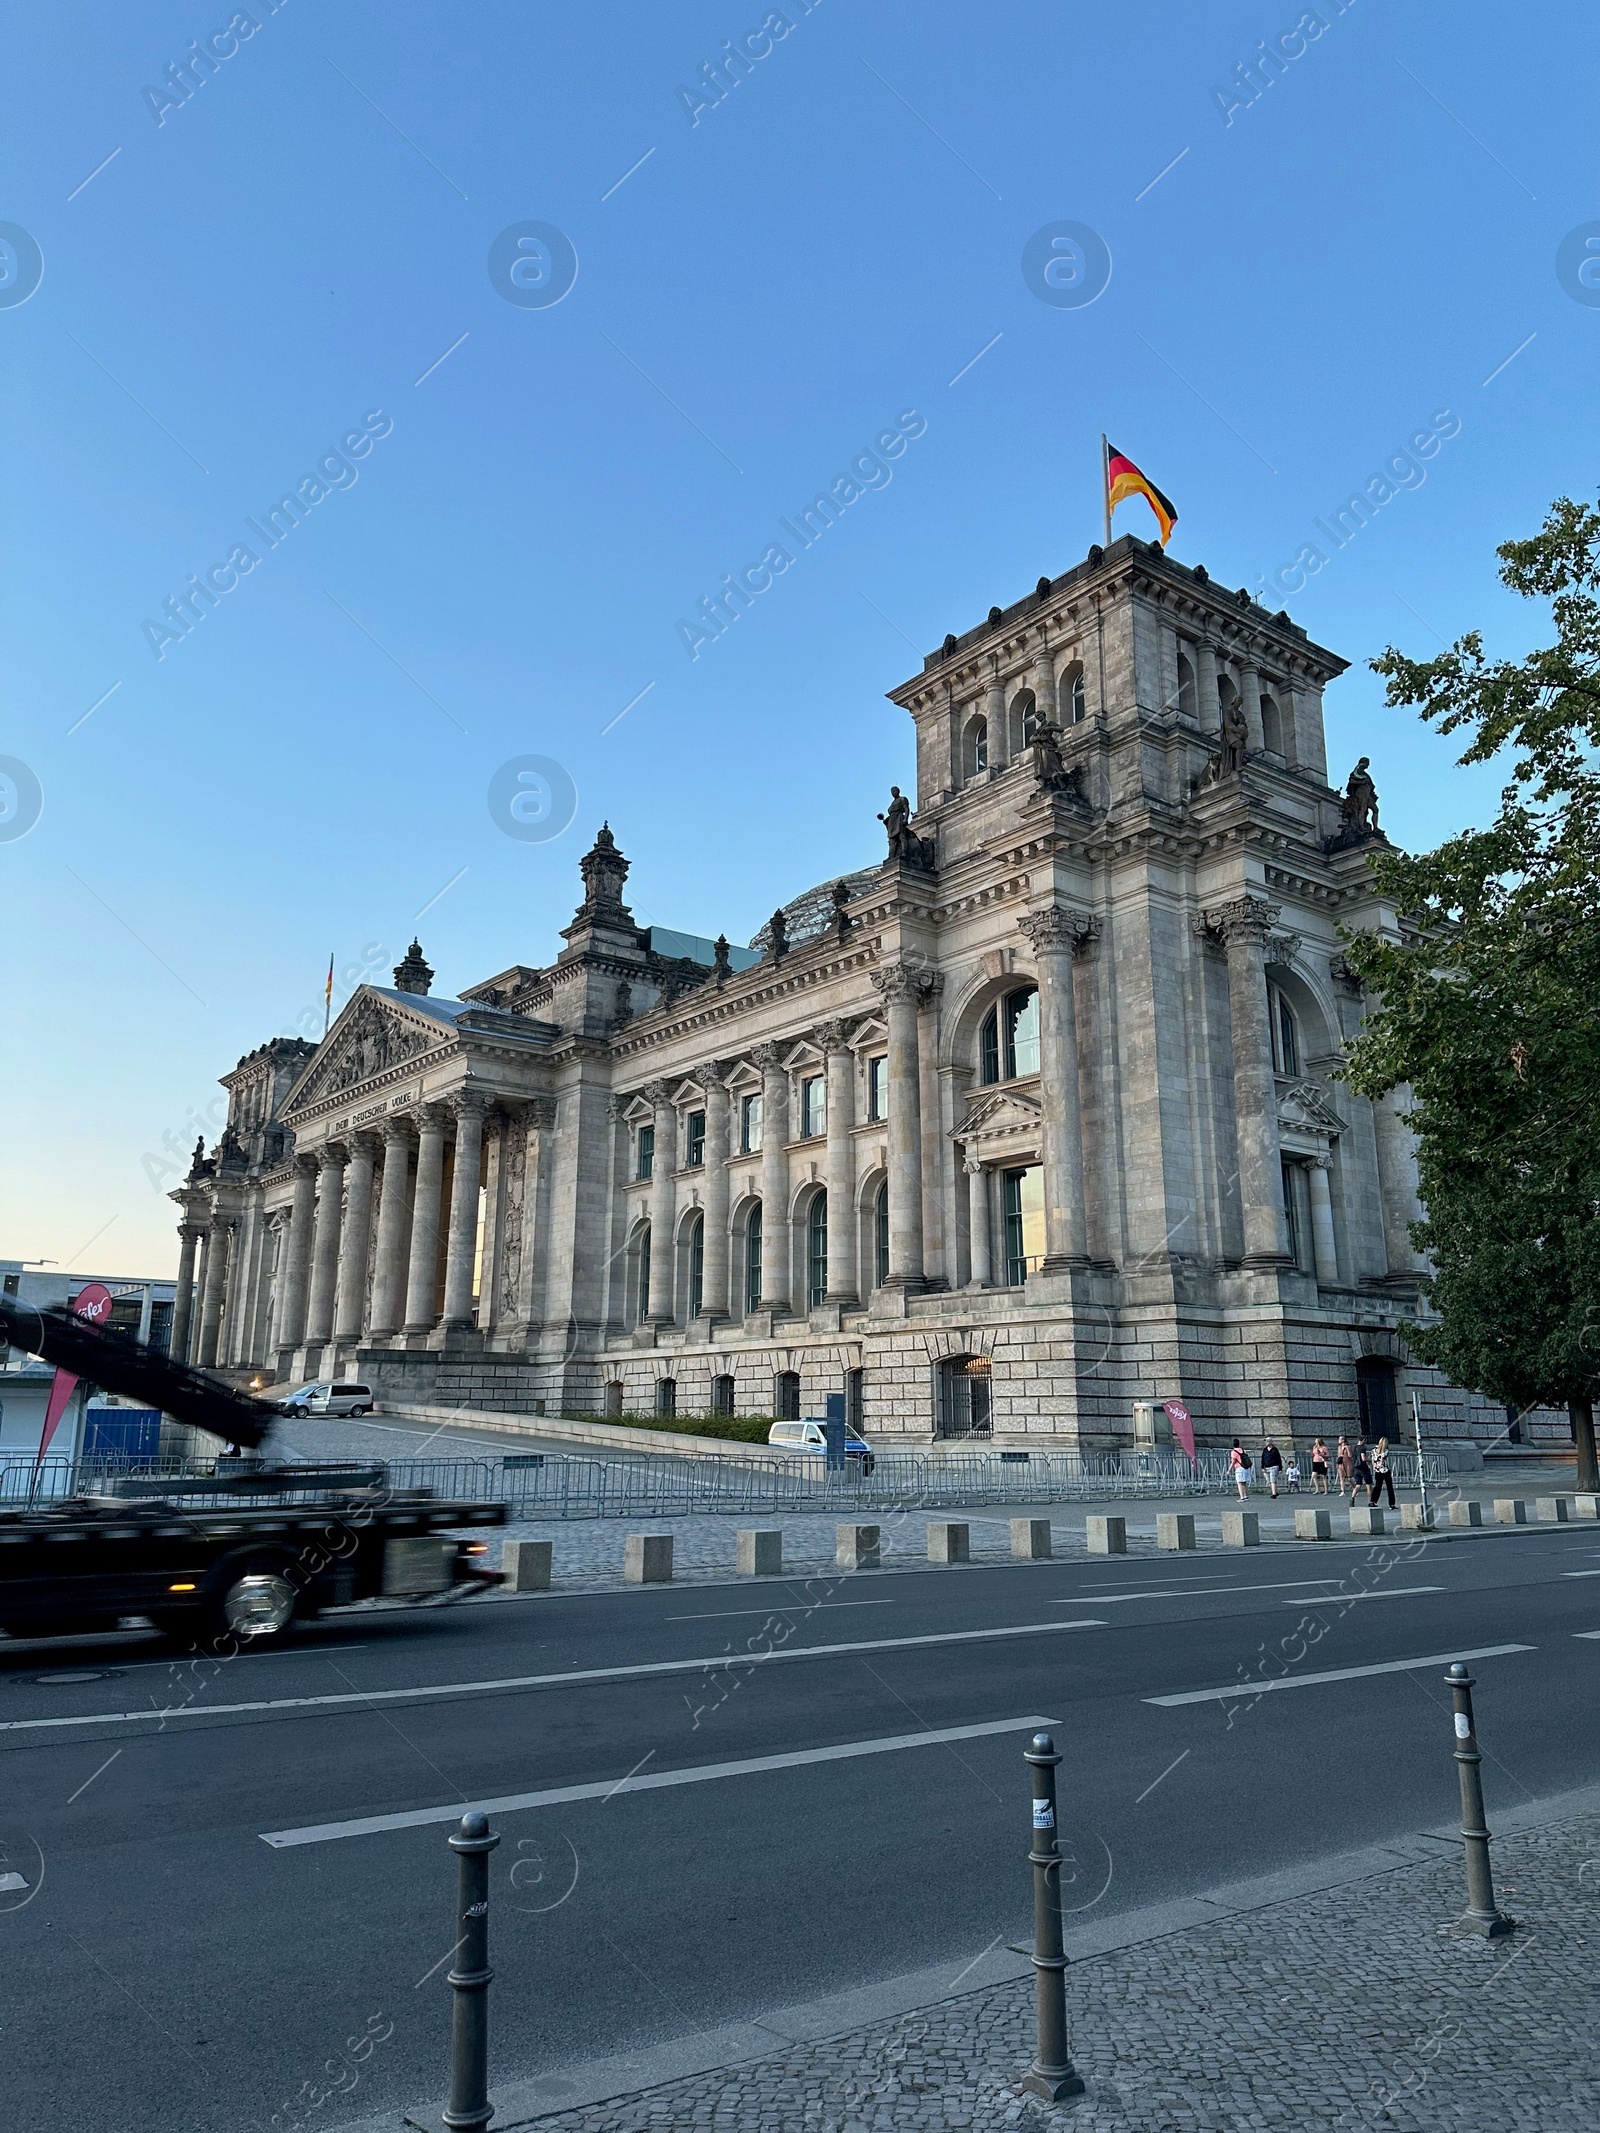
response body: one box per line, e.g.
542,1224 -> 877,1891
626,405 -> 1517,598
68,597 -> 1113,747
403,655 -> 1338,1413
170,535 -> 1511,1456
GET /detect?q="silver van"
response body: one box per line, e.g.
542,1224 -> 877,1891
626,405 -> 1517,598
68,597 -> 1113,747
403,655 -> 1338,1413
766,1419 -> 875,1474
277,1381 -> 375,1418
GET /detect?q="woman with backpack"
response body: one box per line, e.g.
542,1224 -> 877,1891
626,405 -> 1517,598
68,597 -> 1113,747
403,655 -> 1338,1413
1229,1441 -> 1253,1499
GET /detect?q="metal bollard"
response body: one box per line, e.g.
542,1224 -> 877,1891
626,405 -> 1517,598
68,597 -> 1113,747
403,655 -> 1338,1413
1020,1733 -> 1086,2103
1445,1664 -> 1515,1939
443,1811 -> 501,2131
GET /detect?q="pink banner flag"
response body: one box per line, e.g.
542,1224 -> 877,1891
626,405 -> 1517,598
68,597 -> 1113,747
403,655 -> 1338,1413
1162,1398 -> 1195,1462
35,1282 -> 114,1471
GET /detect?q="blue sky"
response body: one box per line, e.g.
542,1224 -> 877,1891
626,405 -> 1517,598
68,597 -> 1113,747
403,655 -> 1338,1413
3,0 -> 1594,1273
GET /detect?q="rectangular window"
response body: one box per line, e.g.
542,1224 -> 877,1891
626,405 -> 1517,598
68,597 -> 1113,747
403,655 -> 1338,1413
875,1186 -> 890,1287
686,1110 -> 705,1167
801,1075 -> 825,1140
1281,1159 -> 1302,1267
689,1219 -> 704,1319
845,1367 -> 864,1429
867,1056 -> 887,1121
637,1227 -> 652,1320
655,1378 -> 676,1420
1001,1165 -> 1045,1285
637,1124 -> 654,1181
741,1092 -> 763,1153
712,1374 -> 735,1417
745,1207 -> 762,1313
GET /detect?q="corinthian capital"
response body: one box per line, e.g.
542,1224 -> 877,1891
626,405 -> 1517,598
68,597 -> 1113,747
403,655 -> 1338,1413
752,1042 -> 788,1073
1016,905 -> 1097,955
812,1019 -> 854,1054
641,1079 -> 674,1111
1204,893 -> 1279,949
870,963 -> 922,1008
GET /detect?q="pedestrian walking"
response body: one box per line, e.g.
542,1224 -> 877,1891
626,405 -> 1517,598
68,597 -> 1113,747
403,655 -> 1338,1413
1310,1437 -> 1330,1495
1336,1435 -> 1354,1496
1229,1441 -> 1252,1499
1284,1455 -> 1302,1493
1352,1438 -> 1374,1502
1368,1435 -> 1397,1509
1261,1438 -> 1284,1498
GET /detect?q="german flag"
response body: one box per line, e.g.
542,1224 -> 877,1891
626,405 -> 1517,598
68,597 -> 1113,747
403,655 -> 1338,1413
1104,439 -> 1177,547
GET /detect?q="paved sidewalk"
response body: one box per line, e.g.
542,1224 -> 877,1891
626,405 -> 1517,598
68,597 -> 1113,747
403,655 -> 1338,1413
391,1787 -> 1600,2133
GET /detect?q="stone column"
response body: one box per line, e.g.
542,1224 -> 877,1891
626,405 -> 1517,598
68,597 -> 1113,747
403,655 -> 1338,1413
367,1122 -> 414,1339
985,670 -> 1008,769
696,1069 -> 731,1321
965,1156 -> 991,1288
1308,1153 -> 1339,1285
817,1023 -> 858,1303
403,1104 -> 450,1334
755,1046 -> 791,1309
1017,908 -> 1092,1268
170,1222 -> 203,1364
1239,659 -> 1265,753
870,966 -> 924,1287
1032,640 -> 1057,728
645,1083 -> 677,1322
304,1149 -> 345,1348
503,1099 -> 552,1334
1195,637 -> 1220,733
1211,896 -> 1289,1265
195,1215 -> 233,1368
476,1111 -> 508,1336
1372,1086 -> 1424,1276
440,1092 -> 488,1330
274,1156 -> 318,1357
333,1133 -> 380,1342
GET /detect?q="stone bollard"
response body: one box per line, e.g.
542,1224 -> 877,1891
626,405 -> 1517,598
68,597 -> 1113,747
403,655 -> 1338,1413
1449,1500 -> 1483,1528
1401,1502 -> 1437,1531
1294,1506 -> 1332,1541
1349,1505 -> 1385,1536
1221,1509 -> 1260,1548
736,1529 -> 783,1577
837,1523 -> 880,1571
927,1521 -> 970,1564
1085,1515 -> 1126,1556
501,1540 -> 552,1592
1156,1512 -> 1196,1552
1011,1517 -> 1052,1560
1537,1496 -> 1573,1523
1575,1494 -> 1600,1521
623,1533 -> 673,1584
1493,1500 -> 1526,1526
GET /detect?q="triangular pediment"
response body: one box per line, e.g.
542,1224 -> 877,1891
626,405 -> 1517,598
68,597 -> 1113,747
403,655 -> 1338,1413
285,991 -> 449,1114
1277,1076 -> 1346,1139
953,1086 -> 1043,1149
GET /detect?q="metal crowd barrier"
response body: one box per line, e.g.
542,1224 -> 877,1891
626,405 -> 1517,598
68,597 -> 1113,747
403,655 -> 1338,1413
0,1445 -> 1448,1518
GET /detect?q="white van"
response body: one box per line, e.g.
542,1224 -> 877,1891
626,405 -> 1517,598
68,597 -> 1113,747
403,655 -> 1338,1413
766,1419 -> 875,1474
277,1382 -> 375,1418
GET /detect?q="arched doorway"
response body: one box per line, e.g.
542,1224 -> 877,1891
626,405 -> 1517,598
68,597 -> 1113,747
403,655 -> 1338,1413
1355,1356 -> 1399,1441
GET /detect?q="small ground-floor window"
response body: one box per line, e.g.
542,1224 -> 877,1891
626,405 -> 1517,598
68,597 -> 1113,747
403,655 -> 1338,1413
603,1381 -> 624,1418
655,1377 -> 677,1420
775,1369 -> 801,1420
711,1373 -> 735,1417
938,1355 -> 992,1437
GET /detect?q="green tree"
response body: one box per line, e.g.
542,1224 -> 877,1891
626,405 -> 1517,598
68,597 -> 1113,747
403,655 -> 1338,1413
1340,493 -> 1600,1490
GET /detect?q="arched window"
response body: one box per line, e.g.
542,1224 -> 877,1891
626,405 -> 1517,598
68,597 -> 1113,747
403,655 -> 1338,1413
938,1355 -> 993,1438
655,1377 -> 677,1419
1177,652 -> 1196,721
979,986 -> 1040,1083
1260,693 -> 1283,756
807,1191 -> 828,1306
963,715 -> 988,780
711,1373 -> 735,1416
874,1182 -> 889,1288
744,1203 -> 763,1314
687,1213 -> 704,1319
1009,687 -> 1036,755
1268,984 -> 1299,1076
775,1369 -> 801,1420
637,1225 -> 651,1322
1062,662 -> 1086,725
603,1380 -> 624,1418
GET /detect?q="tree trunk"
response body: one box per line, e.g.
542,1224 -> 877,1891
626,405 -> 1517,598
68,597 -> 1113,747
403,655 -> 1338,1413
1572,1396 -> 1599,1494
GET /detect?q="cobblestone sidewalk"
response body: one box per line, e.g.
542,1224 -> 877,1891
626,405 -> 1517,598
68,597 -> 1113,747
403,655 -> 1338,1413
480,1813 -> 1599,2133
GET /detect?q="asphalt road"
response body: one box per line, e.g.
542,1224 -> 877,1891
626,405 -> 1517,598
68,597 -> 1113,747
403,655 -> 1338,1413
3,1519 -> 1598,2133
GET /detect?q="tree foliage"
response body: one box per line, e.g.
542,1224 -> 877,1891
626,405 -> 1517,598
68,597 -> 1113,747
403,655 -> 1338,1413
1339,494 -> 1600,1485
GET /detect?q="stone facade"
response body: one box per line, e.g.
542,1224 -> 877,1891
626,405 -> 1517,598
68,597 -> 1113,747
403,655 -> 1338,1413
170,537 -> 1541,1456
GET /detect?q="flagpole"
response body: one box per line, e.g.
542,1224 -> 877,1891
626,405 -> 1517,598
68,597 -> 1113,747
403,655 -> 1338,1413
1100,434 -> 1112,546
323,952 -> 334,1039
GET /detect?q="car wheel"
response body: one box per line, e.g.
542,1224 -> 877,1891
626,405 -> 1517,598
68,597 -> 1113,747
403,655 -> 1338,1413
204,1553 -> 302,1647
351,1404 -> 371,1417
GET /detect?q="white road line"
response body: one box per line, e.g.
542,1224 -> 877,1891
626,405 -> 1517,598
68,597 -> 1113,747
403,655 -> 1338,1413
1563,1571 -> 1600,1578
1574,1631 -> 1600,1640
666,1601 -> 896,1621
260,1714 -> 1059,1848
1145,1643 -> 1533,1707
1056,1579 -> 1343,1604
0,1620 -> 1107,1734
1285,1587 -> 1445,1604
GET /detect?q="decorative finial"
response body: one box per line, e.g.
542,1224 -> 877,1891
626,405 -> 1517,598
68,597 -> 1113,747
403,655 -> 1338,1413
392,939 -> 434,996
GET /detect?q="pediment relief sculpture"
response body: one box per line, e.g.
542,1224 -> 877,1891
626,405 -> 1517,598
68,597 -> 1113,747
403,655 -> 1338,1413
292,995 -> 438,1108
